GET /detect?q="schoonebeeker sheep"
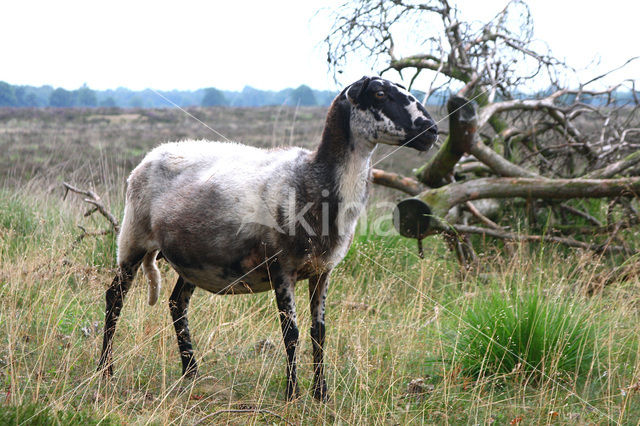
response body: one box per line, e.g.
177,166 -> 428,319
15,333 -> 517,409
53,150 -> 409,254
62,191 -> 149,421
98,76 -> 438,401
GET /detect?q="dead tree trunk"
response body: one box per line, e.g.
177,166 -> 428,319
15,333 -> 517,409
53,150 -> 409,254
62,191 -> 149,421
416,96 -> 477,187
419,176 -> 640,218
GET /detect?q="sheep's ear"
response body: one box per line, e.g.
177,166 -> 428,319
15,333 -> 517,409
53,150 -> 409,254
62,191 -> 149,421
345,76 -> 371,106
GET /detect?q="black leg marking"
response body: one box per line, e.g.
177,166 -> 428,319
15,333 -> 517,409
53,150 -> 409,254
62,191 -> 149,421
169,276 -> 198,378
98,260 -> 141,377
273,269 -> 299,400
309,272 -> 330,401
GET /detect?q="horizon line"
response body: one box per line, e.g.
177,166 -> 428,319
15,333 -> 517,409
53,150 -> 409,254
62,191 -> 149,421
0,80 -> 341,94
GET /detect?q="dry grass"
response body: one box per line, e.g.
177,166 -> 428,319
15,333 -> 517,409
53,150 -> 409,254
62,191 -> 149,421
1,107 -> 640,424
0,105 -> 435,194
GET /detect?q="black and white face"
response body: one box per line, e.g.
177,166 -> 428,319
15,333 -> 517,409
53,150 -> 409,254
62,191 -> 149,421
345,76 -> 438,151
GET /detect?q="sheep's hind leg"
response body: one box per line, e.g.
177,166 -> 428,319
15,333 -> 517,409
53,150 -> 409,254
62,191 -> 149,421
169,276 -> 198,378
273,270 -> 300,400
309,272 -> 330,401
98,256 -> 142,377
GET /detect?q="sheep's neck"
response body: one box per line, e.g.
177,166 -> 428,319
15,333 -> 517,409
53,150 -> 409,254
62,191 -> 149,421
313,106 -> 375,207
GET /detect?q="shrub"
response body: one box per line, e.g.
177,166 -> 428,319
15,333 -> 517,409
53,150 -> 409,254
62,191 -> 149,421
450,289 -> 597,382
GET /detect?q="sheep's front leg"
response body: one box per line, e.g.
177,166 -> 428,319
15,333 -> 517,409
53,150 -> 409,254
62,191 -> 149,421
273,271 -> 300,400
309,272 -> 330,401
169,276 -> 198,378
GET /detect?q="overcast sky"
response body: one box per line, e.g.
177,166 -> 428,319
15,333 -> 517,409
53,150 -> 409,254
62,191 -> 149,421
2,0 -> 638,92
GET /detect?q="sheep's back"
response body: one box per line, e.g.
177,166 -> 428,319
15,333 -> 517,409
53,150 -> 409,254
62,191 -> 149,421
124,140 -> 311,267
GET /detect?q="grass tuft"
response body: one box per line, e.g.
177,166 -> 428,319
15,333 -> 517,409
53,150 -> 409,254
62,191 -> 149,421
0,404 -> 118,426
450,288 -> 598,382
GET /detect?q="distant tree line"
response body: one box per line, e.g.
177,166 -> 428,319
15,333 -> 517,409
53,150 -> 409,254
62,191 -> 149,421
0,81 -> 342,108
2,80 -> 634,109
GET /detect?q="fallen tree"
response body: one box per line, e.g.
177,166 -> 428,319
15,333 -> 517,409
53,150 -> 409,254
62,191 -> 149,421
328,0 -> 640,264
420,176 -> 640,218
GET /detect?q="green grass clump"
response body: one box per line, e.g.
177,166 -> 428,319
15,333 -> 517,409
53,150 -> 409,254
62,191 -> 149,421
451,288 -> 597,382
0,404 -> 118,425
0,190 -> 42,257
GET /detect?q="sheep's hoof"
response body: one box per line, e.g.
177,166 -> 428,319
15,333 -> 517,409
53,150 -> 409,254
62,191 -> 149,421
285,384 -> 300,402
313,380 -> 329,402
181,357 -> 198,379
97,364 -> 113,379
182,366 -> 198,380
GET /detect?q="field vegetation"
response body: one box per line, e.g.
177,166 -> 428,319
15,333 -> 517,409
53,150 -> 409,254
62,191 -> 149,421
1,107 -> 640,424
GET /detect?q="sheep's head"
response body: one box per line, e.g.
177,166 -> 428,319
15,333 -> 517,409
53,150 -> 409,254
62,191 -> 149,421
343,76 -> 438,151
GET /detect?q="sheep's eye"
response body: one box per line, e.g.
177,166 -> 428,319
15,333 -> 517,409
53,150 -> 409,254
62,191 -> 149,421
374,90 -> 386,100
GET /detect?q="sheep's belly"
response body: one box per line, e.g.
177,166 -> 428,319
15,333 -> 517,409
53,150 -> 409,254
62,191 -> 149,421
176,265 -> 274,295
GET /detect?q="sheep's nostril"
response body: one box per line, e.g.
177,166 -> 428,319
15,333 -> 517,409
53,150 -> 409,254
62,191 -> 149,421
421,120 -> 437,133
413,117 -> 428,127
413,117 -> 438,137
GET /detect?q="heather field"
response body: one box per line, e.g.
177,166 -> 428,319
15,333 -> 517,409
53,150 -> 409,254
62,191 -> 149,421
1,107 -> 640,425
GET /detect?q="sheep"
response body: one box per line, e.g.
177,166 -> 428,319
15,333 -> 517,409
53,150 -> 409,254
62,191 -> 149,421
97,76 -> 438,401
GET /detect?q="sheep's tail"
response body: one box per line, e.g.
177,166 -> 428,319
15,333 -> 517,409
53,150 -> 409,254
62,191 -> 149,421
142,250 -> 161,305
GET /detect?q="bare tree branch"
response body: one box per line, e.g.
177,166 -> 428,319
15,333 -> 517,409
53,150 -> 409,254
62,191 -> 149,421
557,203 -> 603,227
442,224 -> 626,254
465,201 -> 502,230
62,182 -> 120,233
371,168 -> 423,196
469,138 -> 541,178
454,161 -> 493,176
585,150 -> 640,179
420,176 -> 640,216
